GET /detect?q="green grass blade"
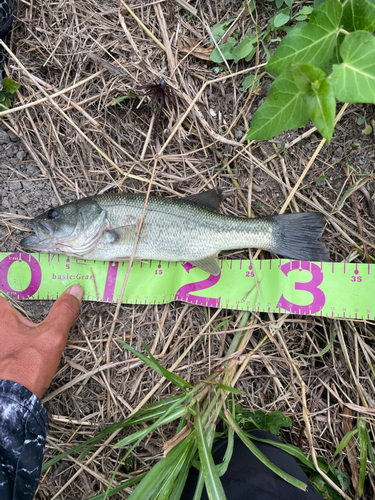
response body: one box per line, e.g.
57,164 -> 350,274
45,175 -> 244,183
333,428 -> 359,458
365,427 -> 375,471
155,439 -> 195,500
195,407 -> 227,500
169,441 -> 198,500
247,435 -> 317,472
86,474 -> 145,499
115,406 -> 186,448
128,436 -> 194,500
358,419 -> 367,498
224,410 -> 307,491
119,340 -> 193,390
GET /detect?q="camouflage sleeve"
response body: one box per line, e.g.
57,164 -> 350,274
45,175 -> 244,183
0,379 -> 49,500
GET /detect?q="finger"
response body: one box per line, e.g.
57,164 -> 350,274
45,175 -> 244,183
40,284 -> 83,336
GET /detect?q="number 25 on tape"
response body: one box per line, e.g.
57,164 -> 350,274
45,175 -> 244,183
277,261 -> 325,314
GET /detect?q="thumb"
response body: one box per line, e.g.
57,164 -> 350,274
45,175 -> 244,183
41,284 -> 83,333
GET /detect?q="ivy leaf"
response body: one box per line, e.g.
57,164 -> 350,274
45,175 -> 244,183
267,0 -> 343,75
2,78 -> 20,93
340,0 -> 375,32
210,41 -> 235,63
292,63 -> 336,141
232,36 -> 255,63
332,31 -> 375,104
247,66 -> 309,140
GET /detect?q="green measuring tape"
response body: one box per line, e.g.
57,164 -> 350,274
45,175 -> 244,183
0,252 -> 373,320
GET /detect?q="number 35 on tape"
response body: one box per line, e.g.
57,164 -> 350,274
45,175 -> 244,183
0,252 -> 374,320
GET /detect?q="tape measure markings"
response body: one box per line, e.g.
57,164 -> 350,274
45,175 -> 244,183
0,252 -> 374,320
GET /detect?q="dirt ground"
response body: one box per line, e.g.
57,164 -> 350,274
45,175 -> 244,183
0,0 -> 374,499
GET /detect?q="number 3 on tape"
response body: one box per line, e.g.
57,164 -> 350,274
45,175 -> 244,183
277,261 -> 325,314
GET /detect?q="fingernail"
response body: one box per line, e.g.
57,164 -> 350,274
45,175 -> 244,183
69,284 -> 83,302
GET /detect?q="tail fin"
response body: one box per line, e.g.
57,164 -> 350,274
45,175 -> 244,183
269,212 -> 329,262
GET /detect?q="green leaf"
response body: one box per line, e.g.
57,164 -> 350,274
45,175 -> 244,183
365,427 -> 375,471
210,41 -> 235,63
86,474 -> 145,499
296,327 -> 336,357
195,410 -> 226,500
210,18 -> 236,42
247,435 -> 317,471
128,437 -> 194,500
247,66 -> 309,140
2,77 -> 20,93
333,428 -> 358,457
274,8 -> 291,28
118,340 -> 193,391
291,63 -> 336,141
358,419 -> 367,498
232,36 -> 255,63
225,410 -> 308,491
0,97 -> 10,110
216,383 -> 244,395
357,116 -> 365,125
340,0 -> 375,32
267,0 -> 343,75
332,31 -> 375,104
362,123 -> 372,135
265,410 -> 292,435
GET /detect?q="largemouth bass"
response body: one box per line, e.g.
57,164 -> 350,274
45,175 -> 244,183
20,190 -> 329,275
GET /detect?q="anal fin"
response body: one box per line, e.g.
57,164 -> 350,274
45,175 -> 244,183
189,255 -> 220,276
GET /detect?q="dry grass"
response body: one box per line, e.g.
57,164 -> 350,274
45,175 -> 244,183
0,0 -> 374,498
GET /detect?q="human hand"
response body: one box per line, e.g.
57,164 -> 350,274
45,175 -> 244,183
0,285 -> 83,399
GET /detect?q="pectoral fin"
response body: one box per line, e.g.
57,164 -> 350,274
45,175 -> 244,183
101,224 -> 138,246
189,255 -> 220,275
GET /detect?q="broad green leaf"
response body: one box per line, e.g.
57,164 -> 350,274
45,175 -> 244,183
0,97 -> 10,110
268,0 -> 343,75
195,410 -> 226,500
210,18 -> 236,42
246,66 -> 309,140
358,419 -> 367,498
291,63 -> 336,141
225,410 -> 307,491
210,41 -> 235,63
340,0 -> 375,32
265,410 -> 292,435
2,77 -> 20,93
274,9 -> 291,28
118,340 -> 193,390
332,31 -> 375,103
231,36 -> 255,63
362,123 -> 372,134
333,428 -> 358,457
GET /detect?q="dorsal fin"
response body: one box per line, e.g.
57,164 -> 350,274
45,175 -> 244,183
184,189 -> 225,212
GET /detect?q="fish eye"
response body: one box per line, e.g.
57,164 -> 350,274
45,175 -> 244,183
48,209 -> 58,219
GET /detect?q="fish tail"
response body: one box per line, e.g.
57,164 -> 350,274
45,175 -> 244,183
269,212 -> 329,262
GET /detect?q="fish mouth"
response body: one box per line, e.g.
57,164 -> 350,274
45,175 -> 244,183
20,220 -> 59,251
